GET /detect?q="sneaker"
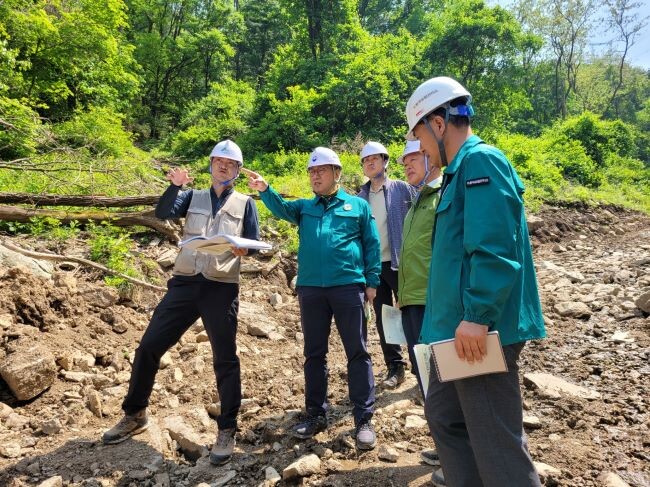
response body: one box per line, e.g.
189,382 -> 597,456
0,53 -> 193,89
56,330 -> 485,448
431,468 -> 446,486
209,428 -> 236,465
382,364 -> 406,389
421,448 -> 440,466
291,415 -> 327,439
102,410 -> 149,445
355,420 -> 377,450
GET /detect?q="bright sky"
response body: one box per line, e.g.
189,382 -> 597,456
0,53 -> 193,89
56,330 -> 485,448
488,0 -> 650,70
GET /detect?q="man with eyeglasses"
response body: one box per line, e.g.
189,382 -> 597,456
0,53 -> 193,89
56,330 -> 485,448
405,77 -> 545,486
357,141 -> 416,390
247,147 -> 381,450
102,140 -> 260,467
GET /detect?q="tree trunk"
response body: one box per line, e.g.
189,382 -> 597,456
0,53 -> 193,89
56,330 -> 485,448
0,205 -> 180,240
0,193 -> 160,207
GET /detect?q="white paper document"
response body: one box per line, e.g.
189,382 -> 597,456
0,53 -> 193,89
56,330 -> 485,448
381,305 -> 407,345
413,343 -> 433,396
178,234 -> 272,255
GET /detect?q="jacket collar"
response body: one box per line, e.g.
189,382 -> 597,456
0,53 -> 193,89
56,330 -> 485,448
314,187 -> 350,206
444,135 -> 483,175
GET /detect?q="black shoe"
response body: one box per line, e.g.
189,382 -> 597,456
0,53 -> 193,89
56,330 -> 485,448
355,420 -> 377,450
383,364 -> 406,389
291,414 -> 327,439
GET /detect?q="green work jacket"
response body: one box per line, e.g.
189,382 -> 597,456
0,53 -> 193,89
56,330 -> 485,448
420,135 -> 546,346
259,186 -> 381,288
398,181 -> 441,306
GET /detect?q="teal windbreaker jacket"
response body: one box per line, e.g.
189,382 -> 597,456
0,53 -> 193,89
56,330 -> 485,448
420,135 -> 546,346
259,186 -> 381,288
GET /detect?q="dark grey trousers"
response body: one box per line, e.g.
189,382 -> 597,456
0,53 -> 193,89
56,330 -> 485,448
424,342 -> 541,487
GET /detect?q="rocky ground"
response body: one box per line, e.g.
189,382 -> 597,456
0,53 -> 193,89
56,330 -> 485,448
0,202 -> 648,487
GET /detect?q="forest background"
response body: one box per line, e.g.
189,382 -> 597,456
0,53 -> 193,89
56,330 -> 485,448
0,0 -> 648,285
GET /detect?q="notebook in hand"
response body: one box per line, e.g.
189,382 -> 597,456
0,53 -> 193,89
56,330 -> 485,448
430,331 -> 508,382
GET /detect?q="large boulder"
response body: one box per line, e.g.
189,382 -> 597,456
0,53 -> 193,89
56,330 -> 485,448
0,343 -> 56,400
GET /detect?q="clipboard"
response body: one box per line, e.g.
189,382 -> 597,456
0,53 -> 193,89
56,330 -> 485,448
430,331 -> 508,382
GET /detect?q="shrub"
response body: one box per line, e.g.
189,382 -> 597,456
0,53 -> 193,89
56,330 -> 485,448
0,96 -> 42,159
52,106 -> 135,157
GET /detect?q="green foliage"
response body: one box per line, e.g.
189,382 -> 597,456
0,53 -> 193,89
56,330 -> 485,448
422,0 -> 539,133
87,222 -> 138,288
555,112 -> 639,166
0,96 -> 42,159
2,0 -> 140,119
170,79 -> 255,160
53,106 -> 135,157
243,86 -> 328,153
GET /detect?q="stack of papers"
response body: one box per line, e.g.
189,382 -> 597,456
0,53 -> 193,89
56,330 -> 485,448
179,234 -> 272,256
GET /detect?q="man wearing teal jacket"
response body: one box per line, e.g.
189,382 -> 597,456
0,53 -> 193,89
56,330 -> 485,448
247,147 -> 381,450
405,77 -> 545,487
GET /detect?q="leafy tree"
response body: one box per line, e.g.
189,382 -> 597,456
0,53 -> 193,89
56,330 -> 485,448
170,78 -> 255,159
422,0 -> 539,133
1,0 -> 140,119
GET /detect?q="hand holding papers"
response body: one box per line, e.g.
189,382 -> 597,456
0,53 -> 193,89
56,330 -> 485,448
381,305 -> 407,345
413,331 -> 508,395
179,234 -> 272,256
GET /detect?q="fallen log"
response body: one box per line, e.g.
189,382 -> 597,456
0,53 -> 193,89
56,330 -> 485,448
1,239 -> 167,292
0,190 -> 297,207
0,192 -> 160,207
0,205 -> 180,240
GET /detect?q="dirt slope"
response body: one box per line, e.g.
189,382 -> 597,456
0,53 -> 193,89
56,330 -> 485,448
0,203 -> 648,487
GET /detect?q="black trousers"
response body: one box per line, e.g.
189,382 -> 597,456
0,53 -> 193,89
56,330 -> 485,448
401,304 -> 426,396
122,277 -> 241,430
372,261 -> 406,369
297,284 -> 375,425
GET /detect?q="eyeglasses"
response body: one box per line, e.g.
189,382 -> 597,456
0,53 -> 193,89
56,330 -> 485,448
307,166 -> 331,176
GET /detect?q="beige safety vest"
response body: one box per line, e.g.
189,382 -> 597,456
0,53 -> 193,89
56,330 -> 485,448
173,189 -> 249,283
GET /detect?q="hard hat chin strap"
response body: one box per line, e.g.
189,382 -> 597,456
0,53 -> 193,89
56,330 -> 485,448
415,154 -> 431,189
423,114 -> 448,167
216,168 -> 241,187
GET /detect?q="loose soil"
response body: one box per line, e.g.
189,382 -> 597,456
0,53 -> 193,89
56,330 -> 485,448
0,202 -> 648,487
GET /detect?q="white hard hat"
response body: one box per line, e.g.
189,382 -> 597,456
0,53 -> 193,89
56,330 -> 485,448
209,139 -> 243,166
360,141 -> 389,161
397,140 -> 422,164
307,147 -> 342,169
405,77 -> 472,139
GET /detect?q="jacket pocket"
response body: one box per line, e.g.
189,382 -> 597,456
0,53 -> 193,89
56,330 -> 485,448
185,209 -> 210,235
332,209 -> 360,235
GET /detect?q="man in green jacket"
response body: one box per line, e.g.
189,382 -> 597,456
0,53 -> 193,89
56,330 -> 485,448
397,140 -> 442,395
247,147 -> 381,450
396,140 -> 444,471
405,77 -> 545,487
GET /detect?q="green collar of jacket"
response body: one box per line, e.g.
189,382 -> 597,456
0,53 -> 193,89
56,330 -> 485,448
444,134 -> 483,175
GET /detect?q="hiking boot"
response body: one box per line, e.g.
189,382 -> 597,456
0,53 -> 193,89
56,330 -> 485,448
421,448 -> 440,466
209,428 -> 236,465
382,364 -> 406,389
431,468 -> 446,486
291,415 -> 327,439
355,420 -> 377,450
102,410 -> 149,444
